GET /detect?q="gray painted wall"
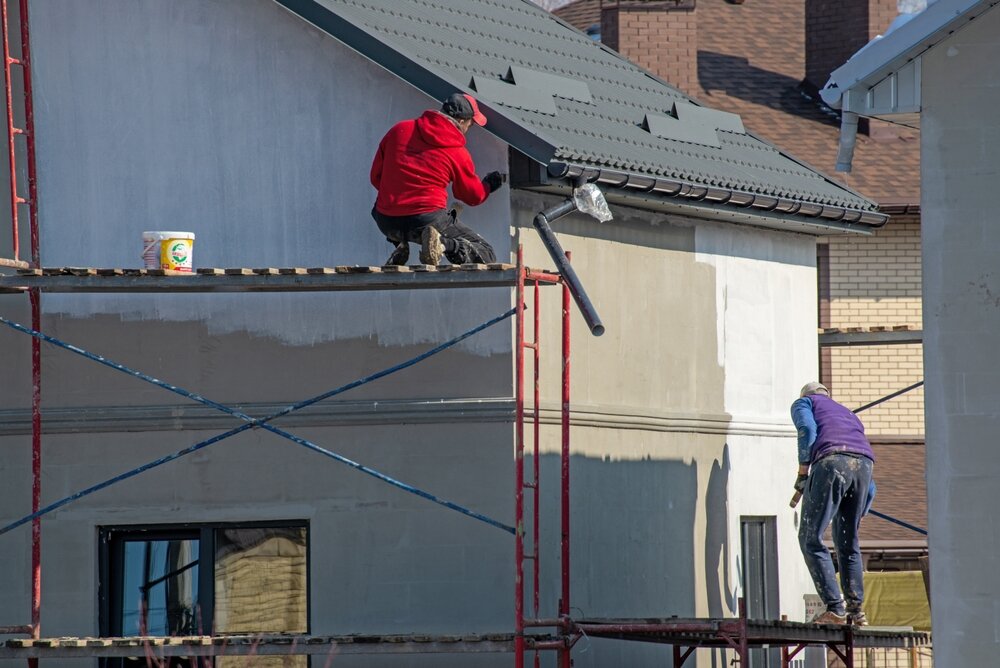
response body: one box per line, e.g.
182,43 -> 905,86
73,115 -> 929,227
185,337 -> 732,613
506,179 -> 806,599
26,0 -> 511,353
921,6 -> 1000,663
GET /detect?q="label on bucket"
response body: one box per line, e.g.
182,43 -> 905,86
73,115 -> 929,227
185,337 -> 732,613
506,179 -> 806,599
162,239 -> 193,271
142,231 -> 195,272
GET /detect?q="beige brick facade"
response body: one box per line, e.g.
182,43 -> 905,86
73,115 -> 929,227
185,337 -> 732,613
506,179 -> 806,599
828,344 -> 924,436
823,215 -> 922,329
821,215 -> 924,436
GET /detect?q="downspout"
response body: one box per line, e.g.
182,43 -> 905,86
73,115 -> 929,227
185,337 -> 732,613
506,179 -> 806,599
533,200 -> 605,336
836,111 -> 859,173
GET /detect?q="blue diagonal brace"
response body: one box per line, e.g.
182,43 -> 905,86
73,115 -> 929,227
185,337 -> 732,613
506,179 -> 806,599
0,308 -> 517,536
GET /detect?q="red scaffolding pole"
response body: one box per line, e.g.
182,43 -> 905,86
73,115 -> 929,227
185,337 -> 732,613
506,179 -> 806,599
515,246 -> 572,668
558,252 -> 571,668
1,0 -> 41,653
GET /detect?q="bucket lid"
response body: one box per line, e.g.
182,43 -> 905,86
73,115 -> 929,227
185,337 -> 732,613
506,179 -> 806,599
142,231 -> 196,240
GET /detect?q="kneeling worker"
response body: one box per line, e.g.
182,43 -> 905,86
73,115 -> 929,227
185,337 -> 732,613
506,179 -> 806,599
370,93 -> 504,266
791,382 -> 875,626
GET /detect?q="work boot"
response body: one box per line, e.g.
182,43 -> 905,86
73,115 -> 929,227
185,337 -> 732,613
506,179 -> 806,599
420,226 -> 444,265
847,610 -> 869,626
385,242 -> 409,266
810,609 -> 847,625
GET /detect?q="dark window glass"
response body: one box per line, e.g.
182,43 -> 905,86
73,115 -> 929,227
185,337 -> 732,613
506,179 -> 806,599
121,538 -> 200,636
102,522 -> 308,668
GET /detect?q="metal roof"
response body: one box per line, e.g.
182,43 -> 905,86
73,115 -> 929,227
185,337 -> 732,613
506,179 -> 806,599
275,0 -> 884,228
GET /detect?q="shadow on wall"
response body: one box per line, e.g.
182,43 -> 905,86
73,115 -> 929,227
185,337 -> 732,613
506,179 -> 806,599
705,444 -> 733,619
534,450 -> 731,666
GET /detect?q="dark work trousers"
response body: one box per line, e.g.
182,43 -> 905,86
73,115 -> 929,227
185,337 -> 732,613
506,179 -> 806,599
372,207 -> 496,264
798,453 -> 873,615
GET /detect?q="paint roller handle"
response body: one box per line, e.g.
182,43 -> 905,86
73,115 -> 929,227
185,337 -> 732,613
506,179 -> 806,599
790,472 -> 808,508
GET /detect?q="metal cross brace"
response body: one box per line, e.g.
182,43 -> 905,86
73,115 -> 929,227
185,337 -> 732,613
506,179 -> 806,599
0,309 -> 518,536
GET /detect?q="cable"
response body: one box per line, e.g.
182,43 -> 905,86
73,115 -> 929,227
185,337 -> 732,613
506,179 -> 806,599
852,380 -> 928,536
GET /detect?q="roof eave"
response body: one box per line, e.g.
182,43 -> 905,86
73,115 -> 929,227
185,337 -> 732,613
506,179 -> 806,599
822,0 -> 1000,111
542,163 -> 886,236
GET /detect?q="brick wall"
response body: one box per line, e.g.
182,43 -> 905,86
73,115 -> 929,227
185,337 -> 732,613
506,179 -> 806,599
805,0 -> 898,91
828,344 -> 924,436
821,214 -> 924,436
825,215 -> 922,329
601,2 -> 698,95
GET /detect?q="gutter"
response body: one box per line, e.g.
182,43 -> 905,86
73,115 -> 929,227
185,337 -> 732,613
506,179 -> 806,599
546,162 -> 888,232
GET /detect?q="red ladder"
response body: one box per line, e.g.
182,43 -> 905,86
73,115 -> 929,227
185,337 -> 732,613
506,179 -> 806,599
0,0 -> 38,269
0,0 -> 42,658
515,247 -> 572,668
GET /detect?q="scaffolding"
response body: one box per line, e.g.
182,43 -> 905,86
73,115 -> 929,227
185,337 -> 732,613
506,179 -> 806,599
0,3 -> 931,667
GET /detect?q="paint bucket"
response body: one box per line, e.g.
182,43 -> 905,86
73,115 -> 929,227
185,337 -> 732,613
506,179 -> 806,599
142,231 -> 195,272
803,594 -> 823,622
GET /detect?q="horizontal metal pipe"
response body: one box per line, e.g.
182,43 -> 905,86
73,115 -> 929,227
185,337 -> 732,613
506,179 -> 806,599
0,625 -> 32,635
524,639 -> 572,651
575,622 -> 721,634
524,270 -> 562,283
0,256 -> 28,268
532,201 -> 604,336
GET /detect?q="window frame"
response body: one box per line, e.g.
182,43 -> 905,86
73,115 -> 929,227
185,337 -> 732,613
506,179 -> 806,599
99,519 -> 311,639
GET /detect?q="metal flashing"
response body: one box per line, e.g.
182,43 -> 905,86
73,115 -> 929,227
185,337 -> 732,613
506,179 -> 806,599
472,75 -> 559,115
642,112 -> 720,148
505,65 -> 593,103
673,101 -> 745,134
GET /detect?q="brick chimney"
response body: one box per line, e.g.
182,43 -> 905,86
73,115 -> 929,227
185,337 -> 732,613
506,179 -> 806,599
805,0 -> 898,94
600,0 -> 699,96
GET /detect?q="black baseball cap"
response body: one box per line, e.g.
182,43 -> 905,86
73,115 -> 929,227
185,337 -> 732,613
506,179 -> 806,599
441,93 -> 487,126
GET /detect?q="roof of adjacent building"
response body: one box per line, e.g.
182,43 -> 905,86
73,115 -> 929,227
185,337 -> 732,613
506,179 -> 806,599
862,441 -> 928,544
822,0 -> 998,126
555,0 -> 921,208
275,0 -> 884,229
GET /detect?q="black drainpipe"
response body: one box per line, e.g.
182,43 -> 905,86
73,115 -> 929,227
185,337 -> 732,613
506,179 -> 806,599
532,194 -> 604,337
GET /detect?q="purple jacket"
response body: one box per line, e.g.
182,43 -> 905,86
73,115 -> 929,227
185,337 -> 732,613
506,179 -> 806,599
794,394 -> 875,465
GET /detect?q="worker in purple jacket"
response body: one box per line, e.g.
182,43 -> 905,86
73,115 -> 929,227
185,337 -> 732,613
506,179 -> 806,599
791,382 -> 875,626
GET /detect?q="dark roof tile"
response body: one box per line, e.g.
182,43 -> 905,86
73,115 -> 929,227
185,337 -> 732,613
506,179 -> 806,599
861,442 -> 928,544
290,0 -> 881,216
555,0 -> 920,205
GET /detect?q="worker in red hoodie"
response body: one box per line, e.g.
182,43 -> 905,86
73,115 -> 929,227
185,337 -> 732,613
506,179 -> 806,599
370,93 -> 504,266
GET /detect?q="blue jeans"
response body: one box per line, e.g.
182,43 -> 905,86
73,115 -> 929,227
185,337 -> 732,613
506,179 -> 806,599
798,453 -> 873,614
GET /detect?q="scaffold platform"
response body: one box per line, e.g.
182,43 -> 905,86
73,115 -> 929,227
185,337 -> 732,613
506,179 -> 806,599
0,264 -> 547,293
0,632 -> 545,659
575,615 -> 930,667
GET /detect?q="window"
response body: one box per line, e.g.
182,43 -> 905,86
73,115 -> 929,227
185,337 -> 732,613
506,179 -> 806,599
100,521 -> 308,667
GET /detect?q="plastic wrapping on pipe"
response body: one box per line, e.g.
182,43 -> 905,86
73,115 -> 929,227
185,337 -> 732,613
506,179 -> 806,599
573,183 -> 613,222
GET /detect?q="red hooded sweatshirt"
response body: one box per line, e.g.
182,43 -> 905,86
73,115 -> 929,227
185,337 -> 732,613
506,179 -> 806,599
370,110 -> 490,216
